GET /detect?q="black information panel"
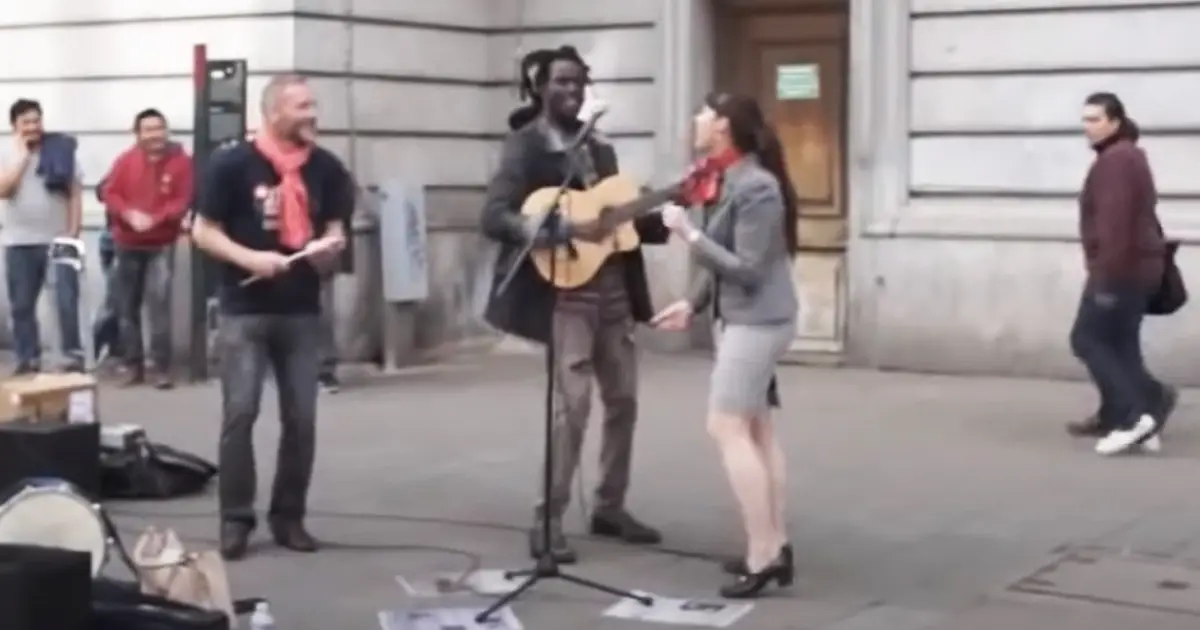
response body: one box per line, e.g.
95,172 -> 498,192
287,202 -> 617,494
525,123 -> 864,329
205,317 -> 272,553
189,58 -> 247,380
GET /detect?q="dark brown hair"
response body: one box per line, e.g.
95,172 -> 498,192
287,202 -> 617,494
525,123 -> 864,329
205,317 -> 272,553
704,92 -> 799,255
1084,91 -> 1139,142
8,98 -> 41,125
133,108 -> 166,132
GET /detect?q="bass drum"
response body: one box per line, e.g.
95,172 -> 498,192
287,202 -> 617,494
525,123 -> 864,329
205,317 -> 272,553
0,478 -> 109,576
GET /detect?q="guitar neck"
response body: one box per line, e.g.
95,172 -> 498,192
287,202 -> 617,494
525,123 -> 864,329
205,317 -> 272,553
602,185 -> 681,226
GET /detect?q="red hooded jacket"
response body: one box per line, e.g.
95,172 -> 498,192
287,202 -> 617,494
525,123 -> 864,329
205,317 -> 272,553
103,143 -> 194,248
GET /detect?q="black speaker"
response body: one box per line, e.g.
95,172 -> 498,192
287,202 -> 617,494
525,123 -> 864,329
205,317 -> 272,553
0,422 -> 101,497
0,544 -> 92,630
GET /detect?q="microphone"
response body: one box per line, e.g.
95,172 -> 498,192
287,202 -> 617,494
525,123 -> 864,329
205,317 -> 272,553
568,100 -> 608,150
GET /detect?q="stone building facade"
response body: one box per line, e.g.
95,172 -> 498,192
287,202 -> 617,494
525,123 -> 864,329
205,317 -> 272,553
2,0 -> 1198,382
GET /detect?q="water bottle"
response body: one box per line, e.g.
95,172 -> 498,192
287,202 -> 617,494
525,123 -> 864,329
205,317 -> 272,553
249,601 -> 276,630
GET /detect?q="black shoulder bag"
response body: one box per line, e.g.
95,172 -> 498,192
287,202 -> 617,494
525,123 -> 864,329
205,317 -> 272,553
1146,220 -> 1187,315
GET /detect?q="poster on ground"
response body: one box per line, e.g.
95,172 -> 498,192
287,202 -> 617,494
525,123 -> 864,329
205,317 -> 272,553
378,606 -> 523,630
604,591 -> 754,627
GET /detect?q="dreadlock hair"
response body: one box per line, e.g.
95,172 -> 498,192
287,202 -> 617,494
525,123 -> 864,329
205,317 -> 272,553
507,45 -> 592,130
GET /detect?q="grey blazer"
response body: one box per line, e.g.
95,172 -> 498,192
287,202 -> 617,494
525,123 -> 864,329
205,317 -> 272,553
687,156 -> 798,325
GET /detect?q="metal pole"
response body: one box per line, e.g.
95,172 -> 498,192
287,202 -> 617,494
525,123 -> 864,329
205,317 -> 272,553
188,44 -> 210,381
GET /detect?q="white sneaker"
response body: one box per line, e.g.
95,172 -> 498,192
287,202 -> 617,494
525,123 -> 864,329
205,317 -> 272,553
1137,434 -> 1162,454
1095,415 -> 1157,456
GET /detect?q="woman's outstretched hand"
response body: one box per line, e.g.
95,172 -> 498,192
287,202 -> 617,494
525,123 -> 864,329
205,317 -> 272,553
651,300 -> 693,331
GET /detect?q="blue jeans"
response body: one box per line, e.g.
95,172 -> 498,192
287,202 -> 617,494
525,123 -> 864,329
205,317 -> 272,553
5,244 -> 82,367
1069,285 -> 1164,431
114,246 -> 174,369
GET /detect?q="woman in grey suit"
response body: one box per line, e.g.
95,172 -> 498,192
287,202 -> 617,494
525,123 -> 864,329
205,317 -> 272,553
653,93 -> 799,598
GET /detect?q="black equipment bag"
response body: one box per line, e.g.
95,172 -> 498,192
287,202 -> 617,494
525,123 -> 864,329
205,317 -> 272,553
91,578 -> 229,630
0,421 -> 101,497
99,439 -> 217,500
0,544 -> 92,630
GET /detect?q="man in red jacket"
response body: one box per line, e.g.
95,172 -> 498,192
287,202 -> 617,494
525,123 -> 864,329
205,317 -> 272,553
102,108 -> 194,388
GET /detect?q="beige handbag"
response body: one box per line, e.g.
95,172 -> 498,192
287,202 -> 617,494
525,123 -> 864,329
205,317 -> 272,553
131,526 -> 238,628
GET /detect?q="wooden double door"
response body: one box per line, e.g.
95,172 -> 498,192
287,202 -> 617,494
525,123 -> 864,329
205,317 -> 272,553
717,2 -> 849,354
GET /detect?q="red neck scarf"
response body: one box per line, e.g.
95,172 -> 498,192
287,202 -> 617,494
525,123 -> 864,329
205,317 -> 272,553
679,147 -> 744,206
705,146 -> 744,172
253,131 -> 313,249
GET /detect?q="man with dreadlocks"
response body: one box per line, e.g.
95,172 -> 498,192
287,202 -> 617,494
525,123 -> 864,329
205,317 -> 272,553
481,46 -> 668,563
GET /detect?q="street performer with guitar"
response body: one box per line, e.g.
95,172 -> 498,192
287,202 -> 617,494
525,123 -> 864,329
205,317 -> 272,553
480,45 -> 671,564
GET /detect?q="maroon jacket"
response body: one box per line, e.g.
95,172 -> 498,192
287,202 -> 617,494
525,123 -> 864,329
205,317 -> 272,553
103,143 -> 193,249
1079,137 -> 1164,291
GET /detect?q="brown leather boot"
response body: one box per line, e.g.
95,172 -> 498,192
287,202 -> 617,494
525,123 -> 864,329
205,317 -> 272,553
150,369 -> 174,390
220,521 -> 253,560
528,519 -> 577,564
269,519 -> 319,552
590,510 -> 662,545
120,366 -> 145,388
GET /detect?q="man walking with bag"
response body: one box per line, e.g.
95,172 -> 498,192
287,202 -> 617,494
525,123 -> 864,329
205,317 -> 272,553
1068,92 -> 1178,456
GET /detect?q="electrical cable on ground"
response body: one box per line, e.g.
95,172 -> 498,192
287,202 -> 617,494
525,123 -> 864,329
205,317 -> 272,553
109,516 -> 484,594
106,460 -> 708,594
107,504 -> 722,597
107,505 -> 722,564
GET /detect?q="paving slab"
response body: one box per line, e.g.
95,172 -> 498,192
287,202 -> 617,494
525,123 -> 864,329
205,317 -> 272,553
1095,500 -> 1200,558
929,593 -> 1198,630
1010,547 -> 1200,617
71,354 -> 1200,629
816,605 -> 945,630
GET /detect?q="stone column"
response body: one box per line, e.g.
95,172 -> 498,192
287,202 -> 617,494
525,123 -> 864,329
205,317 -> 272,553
845,0 -> 911,362
652,0 -> 723,351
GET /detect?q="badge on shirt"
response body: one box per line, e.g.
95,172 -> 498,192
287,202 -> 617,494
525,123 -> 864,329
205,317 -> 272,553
160,173 -> 172,194
254,184 -> 280,232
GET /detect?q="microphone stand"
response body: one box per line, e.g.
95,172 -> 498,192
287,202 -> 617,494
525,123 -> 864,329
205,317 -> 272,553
477,117 -> 654,623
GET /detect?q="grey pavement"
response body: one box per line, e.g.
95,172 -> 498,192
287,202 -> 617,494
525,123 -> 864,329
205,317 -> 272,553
94,354 -> 1200,629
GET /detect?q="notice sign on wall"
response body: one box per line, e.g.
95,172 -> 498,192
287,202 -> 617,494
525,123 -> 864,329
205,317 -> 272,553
776,63 -> 820,100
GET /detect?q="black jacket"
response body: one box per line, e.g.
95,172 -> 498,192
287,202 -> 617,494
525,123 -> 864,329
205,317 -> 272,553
480,116 -> 668,343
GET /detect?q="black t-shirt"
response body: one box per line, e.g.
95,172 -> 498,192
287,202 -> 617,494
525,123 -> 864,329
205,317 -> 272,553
198,142 -> 353,315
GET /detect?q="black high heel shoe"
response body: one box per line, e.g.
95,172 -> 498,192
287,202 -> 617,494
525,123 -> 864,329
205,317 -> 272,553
718,546 -> 794,599
721,543 -> 793,579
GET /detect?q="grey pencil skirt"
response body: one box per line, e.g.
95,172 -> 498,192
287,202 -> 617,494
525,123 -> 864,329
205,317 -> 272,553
709,320 -> 796,415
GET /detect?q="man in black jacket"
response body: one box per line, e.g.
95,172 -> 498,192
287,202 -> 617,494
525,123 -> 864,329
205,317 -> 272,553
481,46 -> 668,564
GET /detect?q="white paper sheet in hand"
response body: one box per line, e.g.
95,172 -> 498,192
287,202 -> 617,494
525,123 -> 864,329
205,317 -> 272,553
604,591 -> 754,628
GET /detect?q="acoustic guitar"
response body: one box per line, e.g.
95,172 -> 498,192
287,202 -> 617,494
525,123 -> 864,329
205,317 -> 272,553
522,166 -> 717,288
